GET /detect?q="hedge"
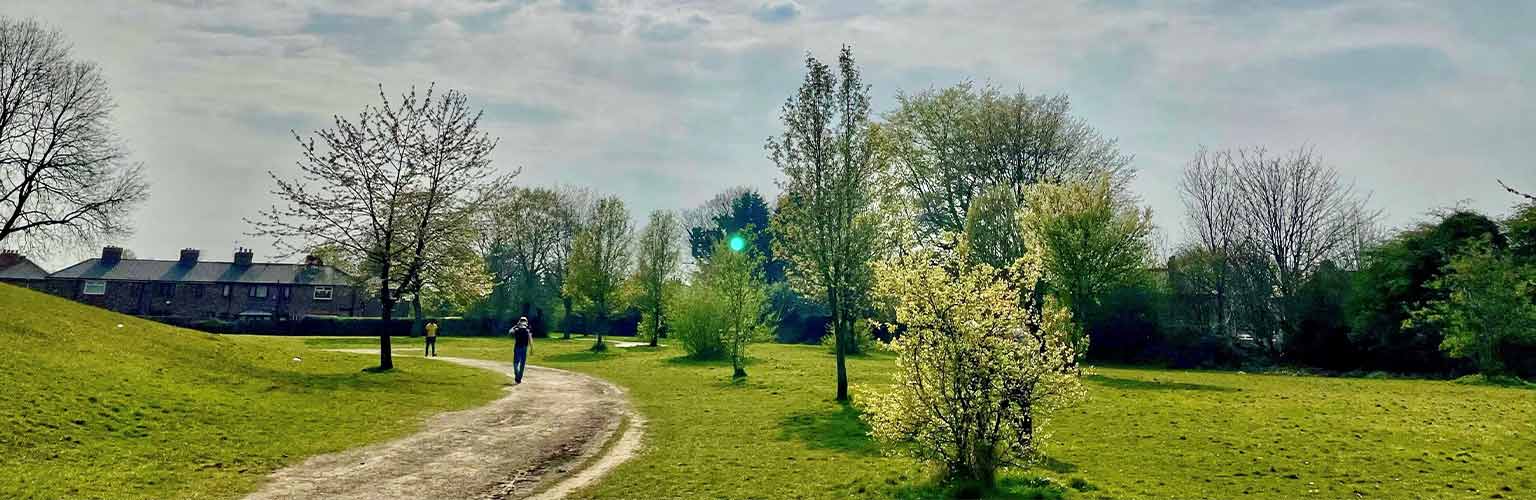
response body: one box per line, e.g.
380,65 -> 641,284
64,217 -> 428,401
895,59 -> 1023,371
145,316 -> 502,337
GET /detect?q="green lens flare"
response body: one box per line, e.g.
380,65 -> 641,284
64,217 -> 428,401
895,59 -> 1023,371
728,234 -> 747,252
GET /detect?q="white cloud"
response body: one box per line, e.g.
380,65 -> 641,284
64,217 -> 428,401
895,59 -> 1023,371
3,0 -> 1532,267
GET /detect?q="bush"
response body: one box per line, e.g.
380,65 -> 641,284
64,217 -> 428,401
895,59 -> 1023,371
861,249 -> 1084,487
668,283 -> 728,359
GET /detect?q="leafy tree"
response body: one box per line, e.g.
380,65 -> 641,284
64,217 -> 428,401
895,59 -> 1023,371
768,46 -> 881,401
686,189 -> 786,283
862,246 -> 1083,489
254,85 -> 511,370
684,186 -> 751,261
1504,202 -> 1536,265
1408,242 -> 1536,374
633,209 -> 683,347
0,17 -> 148,255
880,82 -> 1133,244
1284,260 -> 1357,369
476,187 -> 580,327
1349,210 -> 1505,373
962,185 -> 1025,270
1020,175 -> 1155,356
563,196 -> 632,351
703,238 -> 772,378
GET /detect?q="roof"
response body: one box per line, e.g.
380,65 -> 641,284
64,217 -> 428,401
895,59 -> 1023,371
48,258 -> 355,286
0,256 -> 48,280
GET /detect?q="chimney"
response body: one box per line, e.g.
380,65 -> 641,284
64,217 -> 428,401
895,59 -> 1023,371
0,249 -> 19,268
234,248 -> 254,267
304,254 -> 324,267
102,246 -> 124,266
179,248 -> 201,266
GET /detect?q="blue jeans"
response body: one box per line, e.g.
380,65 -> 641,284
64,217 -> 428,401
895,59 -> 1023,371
513,346 -> 528,383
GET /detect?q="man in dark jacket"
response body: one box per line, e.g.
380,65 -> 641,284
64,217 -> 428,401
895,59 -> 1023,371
510,317 -> 533,383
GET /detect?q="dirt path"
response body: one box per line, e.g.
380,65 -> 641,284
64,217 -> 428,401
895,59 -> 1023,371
244,351 -> 645,500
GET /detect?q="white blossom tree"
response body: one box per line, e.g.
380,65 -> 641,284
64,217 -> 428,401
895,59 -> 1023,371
861,245 -> 1084,488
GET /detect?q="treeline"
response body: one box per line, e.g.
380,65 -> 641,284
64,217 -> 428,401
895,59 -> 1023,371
248,44 -> 1535,381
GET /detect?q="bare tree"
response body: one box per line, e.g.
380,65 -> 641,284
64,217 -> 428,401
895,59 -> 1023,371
0,17 -> 147,255
1178,146 -> 1377,357
769,46 -> 880,402
252,85 -> 513,370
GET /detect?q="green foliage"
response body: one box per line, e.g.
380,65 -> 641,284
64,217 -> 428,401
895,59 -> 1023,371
354,336 -> 1536,500
1020,175 -> 1155,354
1407,241 -> 1536,374
1505,203 -> 1536,265
687,189 -> 787,283
667,281 -> 728,359
880,82 -> 1133,242
563,196 -> 633,348
862,247 -> 1084,487
632,210 -> 683,346
0,284 -> 502,499
962,185 -> 1025,269
669,238 -> 774,376
1349,210 -> 1506,373
768,45 -> 880,401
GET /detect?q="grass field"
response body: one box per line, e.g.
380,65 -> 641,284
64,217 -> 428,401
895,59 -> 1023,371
0,285 -> 505,500
308,336 -> 1536,500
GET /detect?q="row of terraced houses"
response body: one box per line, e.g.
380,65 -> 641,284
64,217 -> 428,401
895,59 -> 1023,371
0,246 -> 374,320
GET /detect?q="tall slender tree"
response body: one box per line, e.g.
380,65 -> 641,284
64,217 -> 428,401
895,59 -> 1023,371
253,85 -> 513,370
633,209 -> 682,347
769,46 -> 880,401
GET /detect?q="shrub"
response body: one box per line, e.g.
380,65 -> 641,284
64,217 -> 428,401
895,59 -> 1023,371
860,248 -> 1085,487
667,283 -> 727,360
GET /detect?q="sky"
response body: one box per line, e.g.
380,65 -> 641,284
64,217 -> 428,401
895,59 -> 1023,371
8,0 -> 1535,269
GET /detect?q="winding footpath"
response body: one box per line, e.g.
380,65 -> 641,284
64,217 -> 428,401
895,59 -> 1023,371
244,351 -> 644,500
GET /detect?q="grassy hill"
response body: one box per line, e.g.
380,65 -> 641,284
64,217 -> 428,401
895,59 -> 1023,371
0,284 -> 504,500
321,336 -> 1536,499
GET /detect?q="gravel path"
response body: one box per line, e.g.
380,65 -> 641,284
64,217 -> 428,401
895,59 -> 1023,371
243,351 -> 644,500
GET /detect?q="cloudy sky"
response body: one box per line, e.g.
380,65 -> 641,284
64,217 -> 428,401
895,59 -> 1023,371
9,0 -> 1535,267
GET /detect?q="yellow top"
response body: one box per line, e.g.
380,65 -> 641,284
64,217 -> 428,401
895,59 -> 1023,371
425,323 -> 438,337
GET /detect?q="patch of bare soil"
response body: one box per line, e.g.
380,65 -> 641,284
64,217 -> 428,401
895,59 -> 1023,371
243,352 -> 644,500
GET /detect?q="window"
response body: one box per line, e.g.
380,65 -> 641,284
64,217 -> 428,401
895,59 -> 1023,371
313,286 -> 334,301
158,283 -> 176,296
249,286 -> 269,299
191,285 -> 204,298
83,281 -> 107,296
222,285 -> 231,297
282,286 -> 291,298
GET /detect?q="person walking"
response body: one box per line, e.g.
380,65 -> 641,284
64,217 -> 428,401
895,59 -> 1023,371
424,320 -> 439,357
510,317 -> 533,384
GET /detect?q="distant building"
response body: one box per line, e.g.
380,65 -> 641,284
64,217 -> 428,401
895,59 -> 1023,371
0,249 -> 49,289
36,246 -> 372,320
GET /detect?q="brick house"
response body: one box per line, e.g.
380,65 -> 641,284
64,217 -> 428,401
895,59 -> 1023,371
42,246 -> 370,320
0,249 -> 50,290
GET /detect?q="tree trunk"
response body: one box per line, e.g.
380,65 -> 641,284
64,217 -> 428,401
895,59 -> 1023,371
411,295 -> 424,337
378,298 -> 395,371
562,297 -> 573,339
833,295 -> 849,402
649,305 -> 661,347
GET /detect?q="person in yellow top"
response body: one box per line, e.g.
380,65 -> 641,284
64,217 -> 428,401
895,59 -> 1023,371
424,320 -> 439,357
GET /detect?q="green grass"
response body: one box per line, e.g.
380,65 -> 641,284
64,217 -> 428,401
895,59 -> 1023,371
0,284 -> 505,500
348,336 -> 1536,499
